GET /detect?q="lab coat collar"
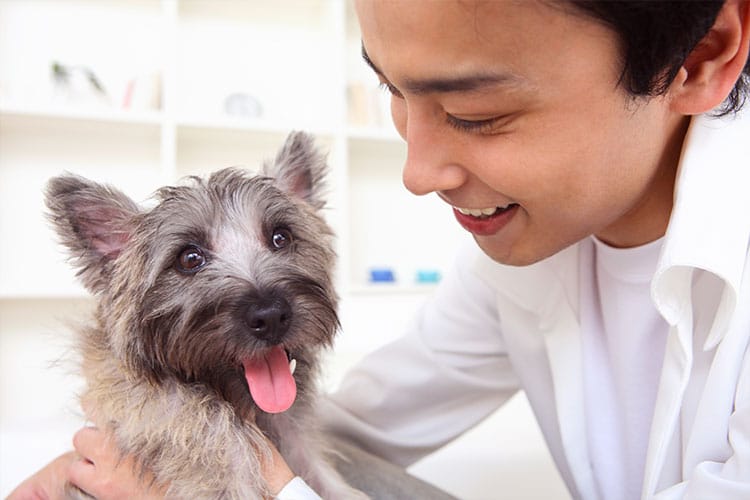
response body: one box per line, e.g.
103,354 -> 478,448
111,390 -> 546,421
652,111 -> 750,349
644,110 -> 750,497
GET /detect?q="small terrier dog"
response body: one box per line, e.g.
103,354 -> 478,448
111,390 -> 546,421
46,132 -> 367,499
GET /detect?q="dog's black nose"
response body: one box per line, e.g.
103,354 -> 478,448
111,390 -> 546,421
245,296 -> 292,343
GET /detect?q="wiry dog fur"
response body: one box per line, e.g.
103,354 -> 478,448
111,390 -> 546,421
46,132 -> 367,499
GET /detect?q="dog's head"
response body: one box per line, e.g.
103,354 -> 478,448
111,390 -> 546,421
46,131 -> 338,416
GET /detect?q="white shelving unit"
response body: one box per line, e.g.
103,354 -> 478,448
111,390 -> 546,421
0,2 -> 567,498
0,0 -> 468,441
0,0 -> 467,298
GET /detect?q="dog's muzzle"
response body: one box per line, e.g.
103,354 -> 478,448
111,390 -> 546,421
243,294 -> 292,344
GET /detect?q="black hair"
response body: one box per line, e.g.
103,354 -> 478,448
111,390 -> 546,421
569,1 -> 750,114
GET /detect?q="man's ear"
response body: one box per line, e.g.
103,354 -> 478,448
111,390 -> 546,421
670,0 -> 750,115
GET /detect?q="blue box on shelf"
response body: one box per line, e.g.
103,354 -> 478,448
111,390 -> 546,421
415,269 -> 441,284
369,267 -> 396,283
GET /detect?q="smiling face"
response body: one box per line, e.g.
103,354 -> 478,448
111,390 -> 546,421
356,0 -> 690,265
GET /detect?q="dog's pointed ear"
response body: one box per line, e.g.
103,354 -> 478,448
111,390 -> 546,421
263,131 -> 328,209
45,174 -> 140,293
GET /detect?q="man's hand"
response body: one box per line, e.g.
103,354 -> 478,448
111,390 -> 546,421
66,426 -> 166,500
7,452 -> 77,500
7,424 -> 297,500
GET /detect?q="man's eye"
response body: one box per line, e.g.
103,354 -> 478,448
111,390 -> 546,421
446,114 -> 507,134
379,81 -> 404,99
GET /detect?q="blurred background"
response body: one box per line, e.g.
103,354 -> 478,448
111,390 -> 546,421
0,1 -> 567,498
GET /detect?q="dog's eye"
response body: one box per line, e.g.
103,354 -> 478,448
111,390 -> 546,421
271,228 -> 293,250
176,245 -> 207,273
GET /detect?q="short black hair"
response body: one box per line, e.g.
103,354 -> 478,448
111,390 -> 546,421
569,0 -> 750,114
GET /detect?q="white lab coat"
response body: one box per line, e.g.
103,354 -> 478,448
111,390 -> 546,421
325,111 -> 750,499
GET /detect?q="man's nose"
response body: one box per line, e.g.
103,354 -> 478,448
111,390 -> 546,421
401,110 -> 468,196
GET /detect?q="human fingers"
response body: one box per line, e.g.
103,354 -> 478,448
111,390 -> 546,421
66,452 -> 98,497
71,426 -> 103,466
69,426 -> 130,499
6,451 -> 77,500
68,426 -> 166,500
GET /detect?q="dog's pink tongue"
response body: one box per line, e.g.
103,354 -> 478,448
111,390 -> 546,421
242,345 -> 296,414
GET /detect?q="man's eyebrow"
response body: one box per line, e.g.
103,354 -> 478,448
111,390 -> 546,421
361,44 -> 521,95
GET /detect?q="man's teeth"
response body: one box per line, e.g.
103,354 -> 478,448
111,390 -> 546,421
456,206 -> 503,217
289,358 -> 297,375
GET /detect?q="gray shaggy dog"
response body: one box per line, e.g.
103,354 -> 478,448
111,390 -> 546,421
45,132 -> 367,499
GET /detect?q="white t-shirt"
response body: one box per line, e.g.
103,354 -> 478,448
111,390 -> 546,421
581,236 -> 668,499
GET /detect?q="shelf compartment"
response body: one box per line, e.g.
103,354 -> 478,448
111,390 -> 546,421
0,103 -> 163,133
0,0 -> 165,116
174,0 -> 343,131
346,138 -> 470,290
174,124 -> 336,178
0,111 -> 163,298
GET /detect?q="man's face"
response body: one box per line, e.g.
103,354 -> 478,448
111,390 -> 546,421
356,0 -> 688,266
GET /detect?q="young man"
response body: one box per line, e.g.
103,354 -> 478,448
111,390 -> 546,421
11,1 -> 750,498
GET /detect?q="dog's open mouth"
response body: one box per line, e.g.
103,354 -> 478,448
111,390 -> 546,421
241,346 -> 297,414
